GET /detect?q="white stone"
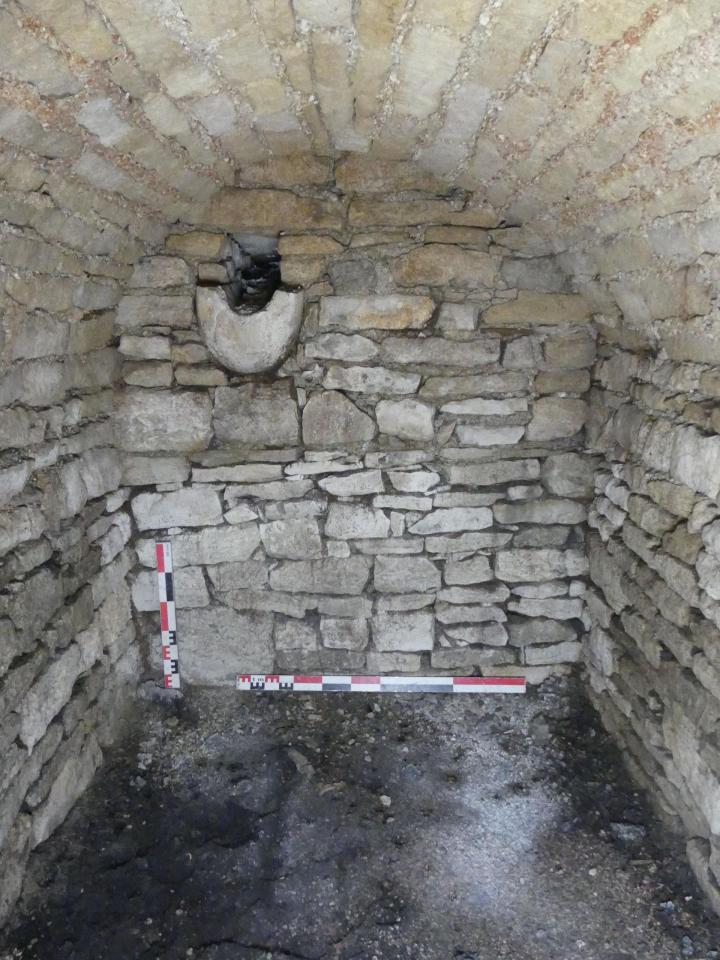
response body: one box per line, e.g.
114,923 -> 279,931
455,425 -> 525,446
320,617 -> 369,650
305,334 -> 379,363
302,391 -> 376,447
524,641 -> 582,665
319,295 -> 434,331
444,624 -> 508,646
372,610 -> 434,651
438,584 -> 509,603
376,399 -> 435,441
494,499 -> 587,525
437,302 -> 477,331
373,555 -> 440,593
138,526 -> 262,567
435,604 -> 506,624
373,495 -> 432,511
324,365 -> 421,395
443,555 -> 493,584
132,566 -> 209,611
178,607 -> 274,682
441,397 -> 528,415
260,519 -> 322,559
269,557 -> 372,594
132,488 -> 223,530
214,383 -> 299,446
508,597 -> 584,619
325,503 -> 390,539
197,287 -> 303,373
408,508 -> 493,535
115,390 -> 212,453
495,549 -> 589,582
388,470 -> 441,493
274,619 -> 318,651
318,470 -> 384,496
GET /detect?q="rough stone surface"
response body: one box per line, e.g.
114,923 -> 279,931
213,383 -> 299,446
115,391 -> 212,453
197,287 -> 303,373
302,391 -> 376,447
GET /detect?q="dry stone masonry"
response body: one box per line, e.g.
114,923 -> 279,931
2,0 -> 720,930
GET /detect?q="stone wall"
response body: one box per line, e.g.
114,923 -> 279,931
0,148 -> 163,921
120,220 -> 595,684
586,340 -> 720,914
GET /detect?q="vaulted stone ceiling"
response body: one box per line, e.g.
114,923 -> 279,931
3,0 -> 718,226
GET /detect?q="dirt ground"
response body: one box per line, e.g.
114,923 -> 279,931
2,678 -> 720,960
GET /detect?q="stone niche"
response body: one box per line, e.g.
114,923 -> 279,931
120,220 -> 596,689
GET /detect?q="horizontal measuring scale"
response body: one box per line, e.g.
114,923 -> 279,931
236,674 -> 526,694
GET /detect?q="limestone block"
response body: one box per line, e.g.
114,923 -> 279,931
508,597 -> 584,619
320,617 -> 369,650
193,463 -> 283,483
372,609 -> 434,651
442,397 -> 528,416
542,453 -> 595,498
438,583 -> 509,603
527,398 -> 587,440
543,331 -> 596,370
302,391 -> 376,448
319,295 -> 434,331
326,503 -> 390,539
535,370 -> 591,395
455,425 -> 525,446
115,390 -> 212,453
31,734 -> 103,848
444,555 -> 493,584
305,334 -> 379,362
165,231 -> 230,259
376,399 -> 435,441
435,604 -> 506,624
131,566 -> 209,610
214,383 -> 299,446
116,294 -> 194,330
374,495 -> 432,511
132,488 -> 223,530
494,499 -> 586,525
178,606 -> 274,682
379,337 -> 501,367
420,371 -> 529,400
523,643 -> 583,670
269,557 -> 371,594
496,549 -> 588,582
122,455 -> 190,486
120,333 -> 172,360
392,245 -> 498,288
373,555 -> 440,593
128,256 -> 193,289
204,188 -> 344,232
426,532 -> 512,554
318,470 -> 384,496
408,508 -> 493,535
437,303 -> 477,331
430,648 -> 515,669
197,287 -> 303,374
366,652 -> 422,673
388,470 -> 441,492
274,619 -> 318,651
324,365 -> 421,395
444,624 -> 508,646
225,480 -> 313,501
260,519 -> 322,559
481,293 -> 592,326
137,525 -> 260,567
206,561 -> 268,592
175,366 -> 227,387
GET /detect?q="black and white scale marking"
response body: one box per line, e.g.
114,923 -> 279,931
236,674 -> 526,694
155,541 -> 180,689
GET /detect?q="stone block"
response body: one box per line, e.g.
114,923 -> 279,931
319,295 -> 434,331
496,549 -> 588,582
376,399 -> 434,441
372,609 -> 434,651
132,488 -> 223,530
301,391 -> 370,449
481,292 -> 592,326
435,604 -> 506,624
527,398 -> 587,440
535,370 -> 591,394
438,584 -> 509,604
318,470 -> 384,496
373,555 -> 440,593
408,507 -> 493,535
524,641 -> 582,665
214,383 -> 299,446
326,503 -> 390,539
324,365 -> 421,395
543,331 -> 595,370
31,734 -> 102,847
494,499 -> 586,525
420,371 -> 529,400
388,470 -> 441,492
542,453 -> 595,498
305,334 -> 379,362
225,480 -> 313,501
508,597 -> 584,619
455,425 -> 525,446
116,294 -> 194,330
444,624 -> 508,646
274,619 -> 318,651
178,606 -> 274,681
374,495 -> 432,511
441,397 -> 528,415
260,519 -> 322,559
115,390 -> 212,453
366,652 -> 422,673
128,256 -> 193,289
269,557 -> 371,594
206,561 -> 268,592
430,647 -> 516,670
137,525 -> 260,567
131,566 -> 209,611
197,287 -> 303,374
204,188 -> 344,233
123,362 -> 173,387
444,555 -> 493,584
392,245 -> 498,288
122,455 -> 190,486
320,617 -> 369,650
379,337 -> 500,367
447,460 -> 541,486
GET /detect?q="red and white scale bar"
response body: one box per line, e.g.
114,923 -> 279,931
236,674 -> 526,694
155,541 -> 180,689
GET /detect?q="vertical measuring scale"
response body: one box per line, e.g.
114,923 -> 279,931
155,541 -> 180,689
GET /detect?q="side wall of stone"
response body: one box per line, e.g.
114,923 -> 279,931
118,221 -> 597,685
586,341 -> 720,914
0,148 -> 164,921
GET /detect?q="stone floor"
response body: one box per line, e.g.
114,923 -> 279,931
2,679 -> 720,960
